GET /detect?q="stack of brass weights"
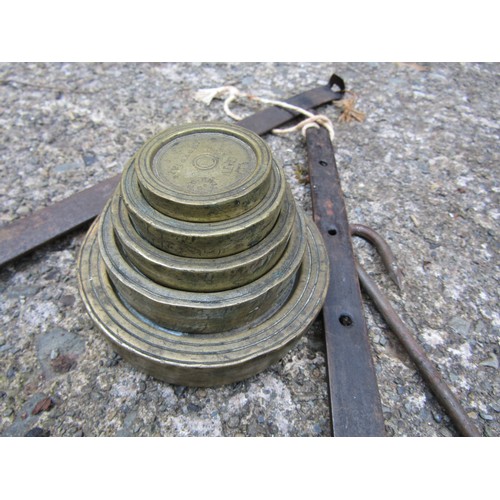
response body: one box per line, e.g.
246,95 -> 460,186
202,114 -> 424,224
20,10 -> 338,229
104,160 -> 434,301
78,122 -> 329,386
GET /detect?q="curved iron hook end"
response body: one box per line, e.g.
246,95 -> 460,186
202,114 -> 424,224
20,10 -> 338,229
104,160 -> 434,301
349,223 -> 404,290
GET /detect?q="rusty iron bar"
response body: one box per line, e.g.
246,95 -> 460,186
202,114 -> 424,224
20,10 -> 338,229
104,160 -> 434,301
0,175 -> 121,268
355,262 -> 482,437
305,125 -> 386,436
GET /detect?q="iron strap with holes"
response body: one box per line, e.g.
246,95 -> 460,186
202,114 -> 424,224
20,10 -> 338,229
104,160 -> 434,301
305,125 -> 386,436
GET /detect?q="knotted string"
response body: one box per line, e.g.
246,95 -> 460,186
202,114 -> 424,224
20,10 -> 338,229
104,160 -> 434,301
194,85 -> 337,142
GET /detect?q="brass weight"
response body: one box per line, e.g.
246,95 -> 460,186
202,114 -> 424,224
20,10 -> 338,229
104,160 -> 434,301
136,122 -> 273,222
78,122 -> 329,386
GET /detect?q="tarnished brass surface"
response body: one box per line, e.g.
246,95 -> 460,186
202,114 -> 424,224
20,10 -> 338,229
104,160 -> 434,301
78,213 -> 329,386
135,122 -> 273,222
98,197 -> 306,334
122,157 -> 286,258
112,185 -> 296,292
77,121 -> 330,386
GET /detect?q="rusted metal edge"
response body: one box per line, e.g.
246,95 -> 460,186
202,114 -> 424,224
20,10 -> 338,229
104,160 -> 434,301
0,175 -> 121,268
305,126 -> 386,436
0,78 -> 344,268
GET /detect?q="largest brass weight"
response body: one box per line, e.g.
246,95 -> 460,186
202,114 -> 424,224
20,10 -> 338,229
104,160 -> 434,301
78,122 -> 330,386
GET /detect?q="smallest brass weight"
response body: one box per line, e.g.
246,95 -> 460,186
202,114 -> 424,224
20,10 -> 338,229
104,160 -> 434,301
78,122 -> 329,386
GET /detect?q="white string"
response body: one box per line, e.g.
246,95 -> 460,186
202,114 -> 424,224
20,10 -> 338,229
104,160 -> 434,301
194,86 -> 335,142
194,86 -> 245,121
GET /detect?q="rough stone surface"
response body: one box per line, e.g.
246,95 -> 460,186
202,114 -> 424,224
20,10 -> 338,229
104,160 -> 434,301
0,62 -> 498,437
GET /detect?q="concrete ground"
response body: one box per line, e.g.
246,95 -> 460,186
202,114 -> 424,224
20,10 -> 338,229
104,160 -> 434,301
0,62 -> 498,437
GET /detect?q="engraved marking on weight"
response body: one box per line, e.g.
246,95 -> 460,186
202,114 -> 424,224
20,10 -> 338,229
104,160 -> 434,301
188,177 -> 218,194
152,132 -> 257,196
193,153 -> 218,171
